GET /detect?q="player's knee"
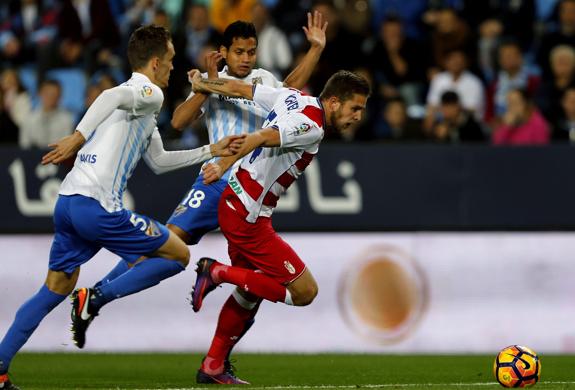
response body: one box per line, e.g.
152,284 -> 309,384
292,281 -> 318,306
173,244 -> 190,267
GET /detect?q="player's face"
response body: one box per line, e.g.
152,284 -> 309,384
156,41 -> 175,88
330,93 -> 368,132
222,37 -> 257,78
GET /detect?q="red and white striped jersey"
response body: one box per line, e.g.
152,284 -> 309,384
228,84 -> 325,223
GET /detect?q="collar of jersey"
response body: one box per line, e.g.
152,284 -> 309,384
222,65 -> 252,80
131,72 -> 153,83
316,97 -> 327,127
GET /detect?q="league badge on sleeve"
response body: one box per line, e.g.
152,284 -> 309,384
141,85 -> 153,98
294,123 -> 311,136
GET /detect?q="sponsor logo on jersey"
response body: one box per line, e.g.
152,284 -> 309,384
284,260 -> 296,274
145,220 -> 162,237
78,153 -> 97,163
229,176 -> 243,195
173,204 -> 187,217
285,95 -> 299,110
294,123 -> 311,136
141,85 -> 153,98
251,77 -> 263,85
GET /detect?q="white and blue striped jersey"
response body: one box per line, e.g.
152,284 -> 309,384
59,73 -> 163,212
190,66 -> 283,178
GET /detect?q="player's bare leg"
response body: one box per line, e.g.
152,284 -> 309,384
71,231 -> 190,348
286,269 -> 319,306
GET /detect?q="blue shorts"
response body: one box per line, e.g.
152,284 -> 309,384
166,175 -> 228,244
49,195 -> 170,274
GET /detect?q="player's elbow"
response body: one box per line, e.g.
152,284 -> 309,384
171,115 -> 186,130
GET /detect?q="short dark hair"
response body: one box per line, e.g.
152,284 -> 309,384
127,25 -> 171,70
222,21 -> 257,49
440,90 -> 460,105
40,79 -> 61,90
319,70 -> 371,101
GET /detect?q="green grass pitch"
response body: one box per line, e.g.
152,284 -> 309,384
7,353 -> 575,389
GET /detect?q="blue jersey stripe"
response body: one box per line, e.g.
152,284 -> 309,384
116,120 -> 145,207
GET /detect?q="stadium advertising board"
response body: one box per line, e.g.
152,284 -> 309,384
1,233 -> 574,353
3,145 -> 575,232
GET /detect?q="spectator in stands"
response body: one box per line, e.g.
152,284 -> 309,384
373,96 -> 423,140
486,39 -> 540,123
537,0 -> 575,79
368,15 -> 427,107
429,90 -> 485,143
180,3 -> 221,70
0,68 -> 31,129
19,79 -> 73,149
492,89 -> 550,145
252,1 -> 293,79
426,8 -> 474,71
0,0 -> 58,65
306,0 -> 365,95
551,86 -> 575,141
0,88 -> 19,144
425,49 -> 485,131
535,44 -> 575,122
55,0 -> 121,74
78,82 -> 102,119
457,0 -> 536,52
369,0 -> 428,40
210,0 -> 258,33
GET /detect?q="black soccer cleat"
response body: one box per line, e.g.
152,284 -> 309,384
190,257 -> 220,312
70,287 -> 98,349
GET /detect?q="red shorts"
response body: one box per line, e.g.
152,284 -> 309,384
218,187 -> 306,285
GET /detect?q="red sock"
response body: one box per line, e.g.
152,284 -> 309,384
201,295 -> 257,374
211,263 -> 288,303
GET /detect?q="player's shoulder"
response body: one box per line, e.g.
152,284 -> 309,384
250,68 -> 281,85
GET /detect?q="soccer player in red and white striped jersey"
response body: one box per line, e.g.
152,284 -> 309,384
189,69 -> 370,384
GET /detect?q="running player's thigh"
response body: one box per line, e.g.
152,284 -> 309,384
286,268 -> 318,300
166,177 -> 227,244
93,208 -> 174,263
152,230 -> 189,264
237,227 -> 306,285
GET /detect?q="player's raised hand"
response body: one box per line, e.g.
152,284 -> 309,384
202,162 -> 224,184
303,10 -> 327,49
205,51 -> 223,79
211,134 -> 246,157
41,131 -> 85,165
188,69 -> 204,92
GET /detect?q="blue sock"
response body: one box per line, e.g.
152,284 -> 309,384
0,285 -> 67,373
93,259 -> 130,289
90,257 -> 185,311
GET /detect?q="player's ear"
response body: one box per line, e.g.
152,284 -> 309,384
220,45 -> 228,59
151,57 -> 160,72
328,96 -> 341,111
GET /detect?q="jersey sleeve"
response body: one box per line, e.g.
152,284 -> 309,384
276,112 -> 323,148
131,82 -> 164,116
253,84 -> 288,112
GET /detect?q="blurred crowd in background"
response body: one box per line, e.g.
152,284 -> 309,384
1,0 -> 575,149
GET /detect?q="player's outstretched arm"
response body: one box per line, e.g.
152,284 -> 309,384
190,70 -> 254,100
144,130 -> 245,175
171,52 -> 223,129
282,10 -> 327,89
202,128 -> 280,184
41,131 -> 86,165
